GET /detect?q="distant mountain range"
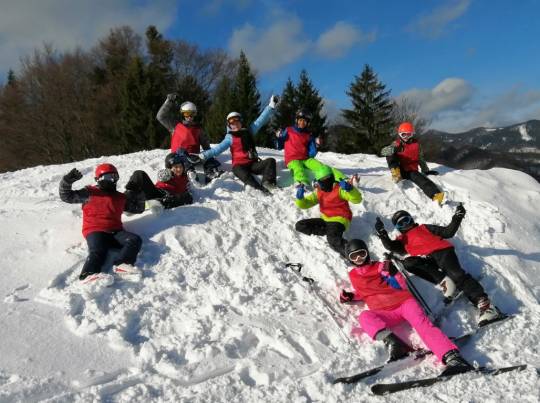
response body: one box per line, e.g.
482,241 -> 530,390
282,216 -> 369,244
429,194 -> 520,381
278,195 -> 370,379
419,120 -> 540,182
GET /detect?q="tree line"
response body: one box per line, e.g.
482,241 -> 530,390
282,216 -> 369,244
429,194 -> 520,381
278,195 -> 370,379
0,25 -> 428,173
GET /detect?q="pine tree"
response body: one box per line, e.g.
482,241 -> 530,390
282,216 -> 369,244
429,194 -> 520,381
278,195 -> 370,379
6,70 -> 16,87
205,76 -> 234,143
343,64 -> 394,153
273,77 -> 297,132
145,25 -> 174,149
295,69 -> 327,139
232,51 -> 261,140
116,56 -> 151,152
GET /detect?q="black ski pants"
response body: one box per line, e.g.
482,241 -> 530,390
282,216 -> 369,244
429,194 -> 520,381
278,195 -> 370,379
402,247 -> 487,304
126,170 -> 193,208
386,155 -> 440,198
232,158 -> 276,190
80,230 -> 142,279
295,218 -> 347,258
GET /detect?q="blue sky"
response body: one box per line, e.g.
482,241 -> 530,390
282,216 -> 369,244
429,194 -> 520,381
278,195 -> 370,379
1,0 -> 539,132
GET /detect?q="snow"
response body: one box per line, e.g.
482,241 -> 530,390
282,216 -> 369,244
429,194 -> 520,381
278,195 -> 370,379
518,124 -> 533,141
0,148 -> 539,402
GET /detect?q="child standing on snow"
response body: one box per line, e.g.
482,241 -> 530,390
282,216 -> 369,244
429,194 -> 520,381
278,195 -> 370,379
196,95 -> 279,194
295,165 -> 362,258
340,239 -> 472,375
59,164 -> 145,284
125,152 -> 193,214
276,109 -> 347,189
380,122 -> 444,205
374,206 -> 505,326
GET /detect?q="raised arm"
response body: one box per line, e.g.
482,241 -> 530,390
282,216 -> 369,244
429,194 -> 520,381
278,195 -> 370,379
426,204 -> 466,239
156,94 -> 181,133
59,169 -> 90,204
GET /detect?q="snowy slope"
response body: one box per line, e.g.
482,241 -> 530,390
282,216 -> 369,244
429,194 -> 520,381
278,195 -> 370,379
0,148 -> 539,402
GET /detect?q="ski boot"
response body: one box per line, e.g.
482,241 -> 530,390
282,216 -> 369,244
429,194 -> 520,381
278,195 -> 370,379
379,331 -> 412,362
476,297 -> 505,327
441,349 -> 474,376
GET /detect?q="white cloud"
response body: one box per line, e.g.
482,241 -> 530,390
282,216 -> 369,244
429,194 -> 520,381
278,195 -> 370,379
0,0 -> 177,75
229,18 -> 373,73
398,78 -> 474,116
228,18 -> 311,73
399,79 -> 540,132
408,0 -> 471,39
315,21 -> 376,59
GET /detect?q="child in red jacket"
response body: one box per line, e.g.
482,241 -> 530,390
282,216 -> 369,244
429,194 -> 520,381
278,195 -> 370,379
340,239 -> 472,375
125,153 -> 193,213
59,163 -> 144,284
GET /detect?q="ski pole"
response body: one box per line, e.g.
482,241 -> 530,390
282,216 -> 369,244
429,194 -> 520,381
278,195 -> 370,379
388,256 -> 434,320
284,263 -> 356,347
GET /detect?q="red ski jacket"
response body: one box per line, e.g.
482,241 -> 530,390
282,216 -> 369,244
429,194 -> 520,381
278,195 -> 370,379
82,186 -> 125,238
156,174 -> 189,194
317,184 -> 353,221
284,126 -> 311,165
171,124 -> 202,154
349,261 -> 413,311
395,139 -> 420,172
397,224 -> 453,256
230,135 -> 254,166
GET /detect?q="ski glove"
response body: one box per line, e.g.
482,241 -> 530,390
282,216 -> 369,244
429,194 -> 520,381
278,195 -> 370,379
381,274 -> 402,290
339,179 -> 353,192
268,95 -> 279,108
64,168 -> 83,184
426,170 -> 439,176
166,93 -> 177,102
295,184 -> 305,200
454,203 -> 466,218
375,217 -> 387,236
157,169 -> 173,183
340,290 -> 355,303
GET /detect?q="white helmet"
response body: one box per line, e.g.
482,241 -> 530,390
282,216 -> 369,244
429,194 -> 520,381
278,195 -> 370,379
180,101 -> 197,114
226,111 -> 242,122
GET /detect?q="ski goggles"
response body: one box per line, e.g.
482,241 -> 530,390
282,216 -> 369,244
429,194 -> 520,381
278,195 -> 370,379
395,215 -> 413,229
97,172 -> 119,183
227,116 -> 241,124
182,111 -> 196,118
398,132 -> 414,141
348,249 -> 368,262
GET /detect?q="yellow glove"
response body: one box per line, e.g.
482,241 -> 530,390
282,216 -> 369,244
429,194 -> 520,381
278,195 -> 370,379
391,167 -> 402,183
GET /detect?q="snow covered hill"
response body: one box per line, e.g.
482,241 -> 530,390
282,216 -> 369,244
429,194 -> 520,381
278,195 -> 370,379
0,148 -> 539,402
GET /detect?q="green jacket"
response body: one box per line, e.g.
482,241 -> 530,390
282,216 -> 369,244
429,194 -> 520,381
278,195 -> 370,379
295,186 -> 362,229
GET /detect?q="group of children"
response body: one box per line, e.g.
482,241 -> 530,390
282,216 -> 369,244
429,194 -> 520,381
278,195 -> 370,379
59,94 -> 505,375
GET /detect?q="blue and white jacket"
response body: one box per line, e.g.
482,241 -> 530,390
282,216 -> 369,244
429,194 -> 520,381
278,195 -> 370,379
201,106 -> 275,160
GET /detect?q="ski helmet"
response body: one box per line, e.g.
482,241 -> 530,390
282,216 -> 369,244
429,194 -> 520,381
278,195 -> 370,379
397,122 -> 415,142
180,101 -> 197,115
295,108 -> 312,121
94,163 -> 118,181
165,152 -> 185,169
226,111 -> 242,127
391,210 -> 414,231
345,239 -> 370,264
314,165 -> 333,181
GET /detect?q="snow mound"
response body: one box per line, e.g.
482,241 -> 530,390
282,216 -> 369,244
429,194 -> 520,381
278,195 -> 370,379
0,148 -> 539,401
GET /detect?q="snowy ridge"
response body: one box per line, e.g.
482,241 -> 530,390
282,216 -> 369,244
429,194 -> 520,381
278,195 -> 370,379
0,148 -> 539,401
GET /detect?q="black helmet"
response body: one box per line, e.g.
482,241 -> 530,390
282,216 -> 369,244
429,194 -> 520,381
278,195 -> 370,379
345,239 -> 370,264
165,152 -> 185,169
295,108 -> 312,121
391,210 -> 414,231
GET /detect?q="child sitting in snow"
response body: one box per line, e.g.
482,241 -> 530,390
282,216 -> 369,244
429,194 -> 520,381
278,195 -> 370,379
380,122 -> 445,205
125,152 -> 193,214
294,165 -> 362,258
340,239 -> 472,375
59,163 -> 145,284
374,206 -> 505,326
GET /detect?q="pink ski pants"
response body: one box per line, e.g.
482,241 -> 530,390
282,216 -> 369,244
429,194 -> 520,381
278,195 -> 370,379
359,298 -> 457,361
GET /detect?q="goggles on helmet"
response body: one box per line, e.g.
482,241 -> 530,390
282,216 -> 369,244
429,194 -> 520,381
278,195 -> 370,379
182,111 -> 196,118
348,249 -> 368,262
97,172 -> 119,183
395,215 -> 413,229
228,116 -> 241,124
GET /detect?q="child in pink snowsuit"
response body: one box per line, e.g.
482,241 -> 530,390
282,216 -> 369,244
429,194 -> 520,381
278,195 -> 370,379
340,239 -> 472,373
